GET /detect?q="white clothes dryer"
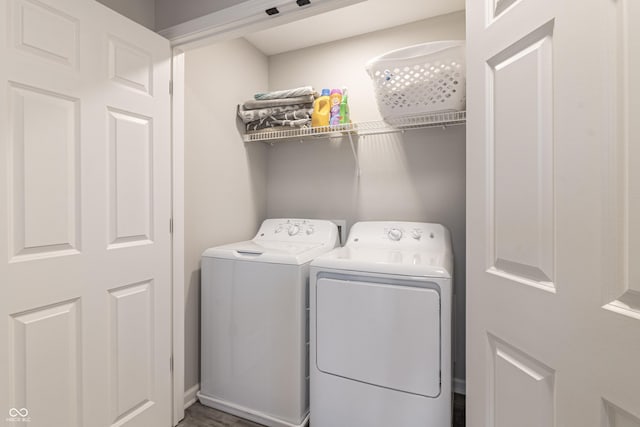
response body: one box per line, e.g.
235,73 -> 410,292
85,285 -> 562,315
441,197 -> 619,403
198,219 -> 339,427
309,221 -> 453,427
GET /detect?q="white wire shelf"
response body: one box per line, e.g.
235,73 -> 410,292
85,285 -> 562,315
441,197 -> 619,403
242,110 -> 466,143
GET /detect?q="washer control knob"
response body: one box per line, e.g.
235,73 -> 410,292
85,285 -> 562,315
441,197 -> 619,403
288,225 -> 300,236
306,227 -> 314,235
411,229 -> 422,240
388,228 -> 403,241
275,226 -> 283,234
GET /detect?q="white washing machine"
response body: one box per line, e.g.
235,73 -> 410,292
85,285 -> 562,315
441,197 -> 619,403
309,221 -> 453,427
197,218 -> 339,427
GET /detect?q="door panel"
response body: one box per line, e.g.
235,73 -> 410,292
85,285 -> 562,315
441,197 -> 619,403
9,83 -> 80,260
603,0 -> 640,320
626,1 -> 640,307
488,334 -> 554,427
109,280 -> 155,424
10,299 -> 81,427
107,108 -> 154,248
467,0 -> 640,425
488,21 -> 554,290
603,400 -> 640,427
14,0 -> 79,69
107,36 -> 153,95
1,0 -> 172,426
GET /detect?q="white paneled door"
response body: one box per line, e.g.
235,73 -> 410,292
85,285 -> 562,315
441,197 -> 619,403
0,0 -> 172,426
467,0 -> 640,426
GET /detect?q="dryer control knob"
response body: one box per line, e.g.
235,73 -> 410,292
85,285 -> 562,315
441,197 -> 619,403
388,228 -> 403,241
275,226 -> 283,234
411,229 -> 422,240
288,225 -> 300,236
306,227 -> 314,235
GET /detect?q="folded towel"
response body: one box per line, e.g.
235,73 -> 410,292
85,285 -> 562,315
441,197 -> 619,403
246,114 -> 311,132
238,104 -> 313,124
254,86 -> 316,101
242,95 -> 315,110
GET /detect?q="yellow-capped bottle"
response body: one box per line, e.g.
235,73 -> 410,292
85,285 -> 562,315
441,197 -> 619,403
312,89 -> 331,127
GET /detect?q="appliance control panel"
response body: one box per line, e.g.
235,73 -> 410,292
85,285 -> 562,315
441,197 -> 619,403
254,218 -> 339,245
346,221 -> 449,251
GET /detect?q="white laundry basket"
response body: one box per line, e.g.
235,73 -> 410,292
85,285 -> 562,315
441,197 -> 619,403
365,41 -> 466,119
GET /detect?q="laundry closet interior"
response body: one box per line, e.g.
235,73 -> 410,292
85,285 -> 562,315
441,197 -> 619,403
103,0 -> 468,418
180,7 -> 467,398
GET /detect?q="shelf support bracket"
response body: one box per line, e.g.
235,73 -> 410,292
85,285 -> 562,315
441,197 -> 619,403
347,132 -> 360,178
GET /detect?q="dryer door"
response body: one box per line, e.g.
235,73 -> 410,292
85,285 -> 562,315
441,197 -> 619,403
316,276 -> 441,397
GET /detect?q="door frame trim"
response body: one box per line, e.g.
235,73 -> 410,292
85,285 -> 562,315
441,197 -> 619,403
171,48 -> 186,426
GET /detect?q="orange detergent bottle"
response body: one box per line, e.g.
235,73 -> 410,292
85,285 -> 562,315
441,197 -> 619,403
312,88 -> 331,127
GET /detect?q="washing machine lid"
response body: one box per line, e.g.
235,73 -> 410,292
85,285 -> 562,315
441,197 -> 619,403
311,221 -> 453,278
202,240 -> 332,265
202,218 -> 340,265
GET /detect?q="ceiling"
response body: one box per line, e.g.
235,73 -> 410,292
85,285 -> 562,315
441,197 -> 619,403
244,0 -> 465,56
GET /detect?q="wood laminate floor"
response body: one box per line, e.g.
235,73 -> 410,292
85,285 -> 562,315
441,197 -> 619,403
177,402 -> 264,427
178,393 -> 466,427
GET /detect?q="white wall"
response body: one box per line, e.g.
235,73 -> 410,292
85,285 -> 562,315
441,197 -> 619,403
265,11 -> 468,383
184,38 -> 269,392
95,0 -> 155,29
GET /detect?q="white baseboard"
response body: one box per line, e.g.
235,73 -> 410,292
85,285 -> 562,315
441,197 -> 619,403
453,378 -> 466,395
184,383 -> 200,409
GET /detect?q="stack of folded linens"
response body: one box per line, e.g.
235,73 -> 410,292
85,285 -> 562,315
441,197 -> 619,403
238,86 -> 316,133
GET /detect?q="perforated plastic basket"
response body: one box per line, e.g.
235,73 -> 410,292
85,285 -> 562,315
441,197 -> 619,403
365,41 -> 466,119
